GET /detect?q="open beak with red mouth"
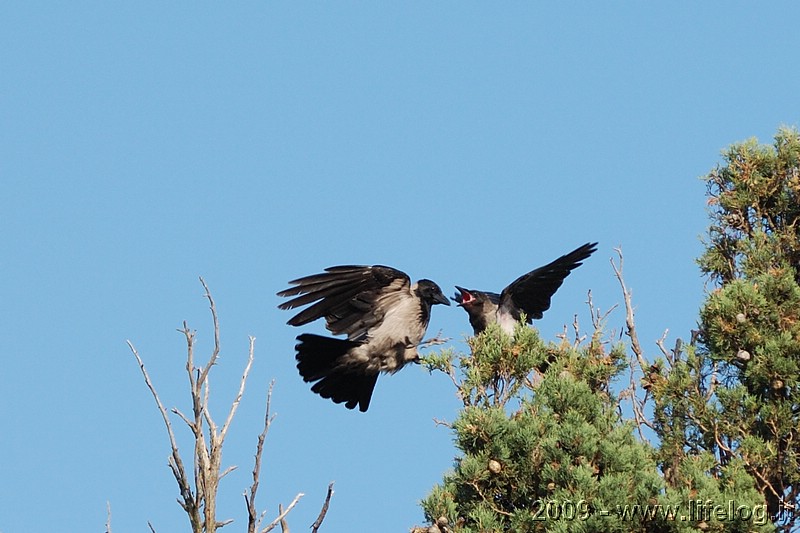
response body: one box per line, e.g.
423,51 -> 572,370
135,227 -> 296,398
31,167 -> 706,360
452,286 -> 476,306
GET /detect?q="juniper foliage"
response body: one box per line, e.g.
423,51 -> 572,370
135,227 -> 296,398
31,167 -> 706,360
694,127 -> 800,529
421,323 -> 668,532
415,129 -> 800,533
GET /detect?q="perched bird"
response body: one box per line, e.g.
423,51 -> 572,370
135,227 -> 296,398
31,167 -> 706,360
278,265 -> 450,412
453,242 -> 598,335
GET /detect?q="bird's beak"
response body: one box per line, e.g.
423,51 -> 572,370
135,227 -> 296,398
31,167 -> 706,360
452,286 -> 470,306
435,292 -> 451,306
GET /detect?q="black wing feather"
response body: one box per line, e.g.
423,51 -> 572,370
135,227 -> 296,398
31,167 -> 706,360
277,265 -> 411,338
277,265 -> 372,304
283,286 -> 370,327
499,242 -> 597,321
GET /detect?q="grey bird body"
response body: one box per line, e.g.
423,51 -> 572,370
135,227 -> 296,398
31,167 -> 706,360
454,242 -> 598,335
278,265 -> 449,411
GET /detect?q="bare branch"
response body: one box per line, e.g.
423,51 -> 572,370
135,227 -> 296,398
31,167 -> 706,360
587,290 -> 597,330
433,417 -> 452,428
127,340 -> 196,520
555,322 -> 568,343
222,336 -> 256,441
467,480 -> 513,517
278,504 -> 289,533
147,521 -> 157,533
608,250 -> 660,437
247,380 -> 276,533
750,466 -> 789,513
203,373 -> 215,435
420,330 -> 451,348
198,276 -> 221,385
171,407 -> 194,429
655,329 -> 671,365
181,322 -> 197,399
260,493 -> 305,533
572,313 -> 582,345
311,482 -> 335,533
626,360 -> 655,439
610,248 -> 649,373
219,465 -> 238,480
105,501 -> 112,533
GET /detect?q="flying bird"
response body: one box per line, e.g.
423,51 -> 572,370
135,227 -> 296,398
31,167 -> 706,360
453,242 -> 598,335
278,265 -> 450,412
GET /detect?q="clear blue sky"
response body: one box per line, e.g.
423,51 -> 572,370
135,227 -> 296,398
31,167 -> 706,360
2,3 -> 798,532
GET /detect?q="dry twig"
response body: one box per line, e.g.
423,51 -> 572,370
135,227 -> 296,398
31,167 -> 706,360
105,502 -> 112,533
420,330 -> 451,348
609,249 -> 658,438
246,380 -> 276,533
625,360 -> 655,439
261,493 -> 305,533
610,249 -> 649,374
311,482 -> 335,533
127,339 -> 197,524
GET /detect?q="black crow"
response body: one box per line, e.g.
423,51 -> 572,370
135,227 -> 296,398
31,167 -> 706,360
453,242 -> 598,335
278,265 -> 450,412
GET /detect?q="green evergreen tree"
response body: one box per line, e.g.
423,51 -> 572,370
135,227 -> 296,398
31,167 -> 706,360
419,322 -> 669,532
693,127 -> 800,530
414,127 -> 800,532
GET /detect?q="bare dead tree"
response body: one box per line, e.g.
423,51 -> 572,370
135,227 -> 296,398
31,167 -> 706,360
127,277 -> 332,532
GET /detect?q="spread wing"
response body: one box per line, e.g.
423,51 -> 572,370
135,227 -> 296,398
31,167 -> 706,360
277,265 -> 412,341
499,242 -> 597,322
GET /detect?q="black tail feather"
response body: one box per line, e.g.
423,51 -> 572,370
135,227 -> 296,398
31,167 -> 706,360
295,333 -> 378,412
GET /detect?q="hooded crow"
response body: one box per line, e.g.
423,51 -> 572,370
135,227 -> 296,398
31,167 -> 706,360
278,265 -> 450,412
453,242 -> 597,335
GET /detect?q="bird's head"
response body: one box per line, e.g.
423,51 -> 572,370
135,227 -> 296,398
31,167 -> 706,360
453,286 -> 483,308
452,286 -> 499,334
415,279 -> 451,306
